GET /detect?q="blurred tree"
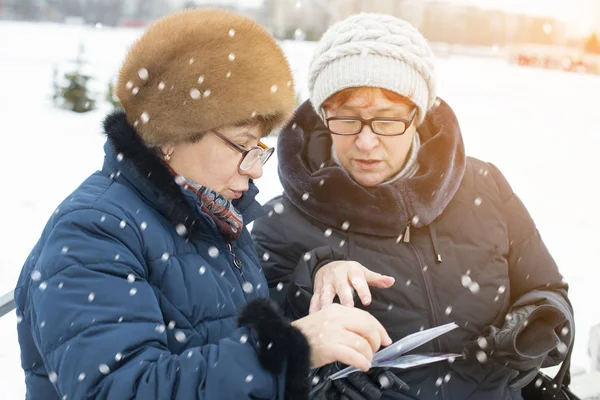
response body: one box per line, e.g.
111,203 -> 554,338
58,0 -> 84,17
182,1 -> 198,9
106,78 -> 121,108
85,0 -> 122,26
16,0 -> 39,20
53,43 -> 96,113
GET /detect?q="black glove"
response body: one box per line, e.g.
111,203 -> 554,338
463,304 -> 567,390
309,365 -> 409,400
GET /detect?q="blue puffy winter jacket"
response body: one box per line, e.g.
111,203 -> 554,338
14,111 -> 309,400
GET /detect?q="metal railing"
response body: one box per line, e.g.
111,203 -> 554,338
0,290 -> 16,319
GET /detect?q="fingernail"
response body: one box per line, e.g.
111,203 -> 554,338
384,336 -> 392,346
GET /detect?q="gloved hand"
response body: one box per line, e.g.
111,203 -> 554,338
309,365 -> 409,400
463,304 -> 567,390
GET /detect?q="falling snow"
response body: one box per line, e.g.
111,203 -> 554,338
242,282 -> 254,294
176,224 -> 188,236
174,331 -> 186,343
190,88 -> 201,99
137,68 -> 148,80
98,364 -> 110,375
208,247 -> 219,258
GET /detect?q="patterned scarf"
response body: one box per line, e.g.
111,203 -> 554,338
165,164 -> 243,242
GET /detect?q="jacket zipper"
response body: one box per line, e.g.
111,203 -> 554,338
408,242 -> 440,349
226,243 -> 242,270
407,239 -> 448,400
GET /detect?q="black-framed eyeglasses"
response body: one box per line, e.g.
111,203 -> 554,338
212,131 -> 274,171
325,108 -> 417,136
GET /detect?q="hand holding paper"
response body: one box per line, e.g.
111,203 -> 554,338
329,322 -> 462,380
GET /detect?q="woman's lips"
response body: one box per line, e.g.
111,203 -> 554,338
230,189 -> 245,199
355,159 -> 382,171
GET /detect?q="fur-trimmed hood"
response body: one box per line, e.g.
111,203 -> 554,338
102,109 -> 264,240
277,98 -> 467,237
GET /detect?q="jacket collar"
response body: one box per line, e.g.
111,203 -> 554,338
277,98 -> 466,237
102,110 -> 264,240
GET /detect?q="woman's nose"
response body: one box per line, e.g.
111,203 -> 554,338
240,160 -> 263,180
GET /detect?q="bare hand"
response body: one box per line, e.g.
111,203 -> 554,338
310,260 -> 395,314
292,303 -> 392,372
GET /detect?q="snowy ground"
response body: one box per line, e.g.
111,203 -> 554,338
1,21 -> 599,398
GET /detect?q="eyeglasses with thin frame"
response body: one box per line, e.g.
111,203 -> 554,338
212,130 -> 274,171
325,108 -> 417,136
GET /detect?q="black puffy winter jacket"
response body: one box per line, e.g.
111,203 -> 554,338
252,99 -> 574,400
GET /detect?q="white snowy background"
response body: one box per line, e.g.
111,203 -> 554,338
0,21 -> 599,398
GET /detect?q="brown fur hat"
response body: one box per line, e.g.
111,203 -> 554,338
116,8 -> 295,147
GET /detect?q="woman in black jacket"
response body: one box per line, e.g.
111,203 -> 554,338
252,13 -> 574,400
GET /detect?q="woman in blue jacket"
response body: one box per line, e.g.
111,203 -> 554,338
14,9 -> 391,400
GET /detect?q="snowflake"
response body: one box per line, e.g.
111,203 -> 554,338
273,203 -> 284,214
242,282 -> 254,294
138,68 -> 149,80
31,270 -> 42,281
174,330 -> 186,343
208,247 -> 219,258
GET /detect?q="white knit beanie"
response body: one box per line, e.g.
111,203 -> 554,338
308,13 -> 436,125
